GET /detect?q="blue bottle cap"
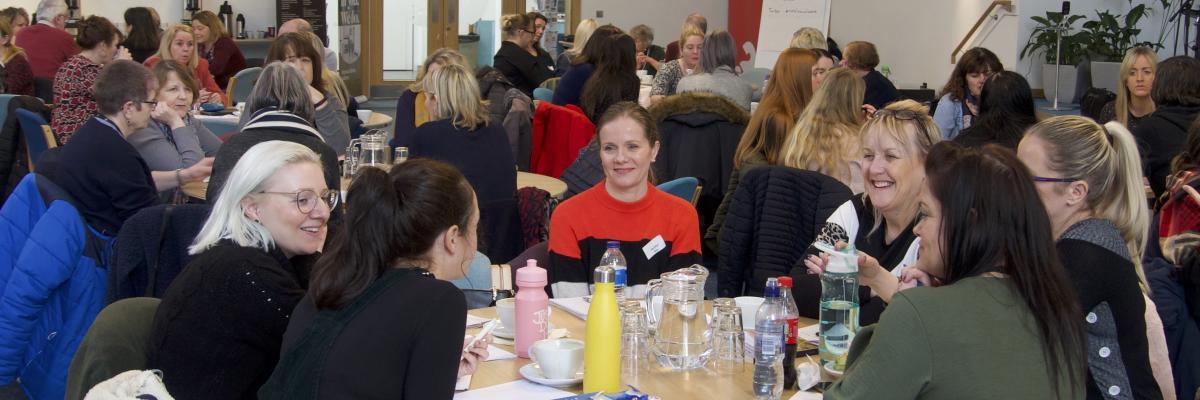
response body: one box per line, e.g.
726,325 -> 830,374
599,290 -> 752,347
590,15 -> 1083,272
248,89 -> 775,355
607,241 -> 620,249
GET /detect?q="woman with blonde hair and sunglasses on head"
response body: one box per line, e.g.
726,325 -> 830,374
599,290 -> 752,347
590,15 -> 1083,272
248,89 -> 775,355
1099,46 -> 1158,129
144,23 -> 226,105
779,67 -> 867,193
794,100 -> 940,326
1018,116 -> 1175,399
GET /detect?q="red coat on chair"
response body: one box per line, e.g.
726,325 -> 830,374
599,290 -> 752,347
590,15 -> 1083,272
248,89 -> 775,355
531,102 -> 594,178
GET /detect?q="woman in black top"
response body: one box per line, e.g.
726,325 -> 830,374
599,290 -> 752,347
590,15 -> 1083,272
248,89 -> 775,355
410,63 -> 521,262
579,32 -> 640,122
795,100 -> 941,325
493,13 -> 552,96
149,141 -> 337,399
953,71 -> 1037,150
1133,56 -> 1200,198
1019,116 -> 1171,398
121,7 -> 160,63
260,159 -> 490,399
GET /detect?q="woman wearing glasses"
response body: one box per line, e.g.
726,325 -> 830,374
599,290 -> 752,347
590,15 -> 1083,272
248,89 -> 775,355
1018,116 -> 1174,398
148,140 -> 337,399
260,159 -> 490,399
796,100 -> 940,326
493,13 -> 553,97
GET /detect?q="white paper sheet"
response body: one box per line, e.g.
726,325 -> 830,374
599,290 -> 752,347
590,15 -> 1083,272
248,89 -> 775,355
452,380 -> 576,400
485,345 -> 516,361
466,314 -> 490,328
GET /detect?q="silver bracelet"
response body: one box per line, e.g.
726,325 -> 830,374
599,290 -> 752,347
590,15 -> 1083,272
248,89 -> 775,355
175,168 -> 183,186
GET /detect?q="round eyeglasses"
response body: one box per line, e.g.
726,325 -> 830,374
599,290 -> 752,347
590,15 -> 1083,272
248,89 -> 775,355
257,189 -> 340,213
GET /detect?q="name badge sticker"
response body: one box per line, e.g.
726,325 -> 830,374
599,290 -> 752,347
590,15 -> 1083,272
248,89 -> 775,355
643,235 -> 666,260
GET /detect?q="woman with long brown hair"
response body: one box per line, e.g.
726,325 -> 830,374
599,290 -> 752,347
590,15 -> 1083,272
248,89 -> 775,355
191,10 -> 246,90
705,47 -> 816,252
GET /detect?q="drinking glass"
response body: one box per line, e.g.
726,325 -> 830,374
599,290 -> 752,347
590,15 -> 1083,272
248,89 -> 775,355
394,147 -> 409,165
711,304 -> 745,374
621,304 -> 652,377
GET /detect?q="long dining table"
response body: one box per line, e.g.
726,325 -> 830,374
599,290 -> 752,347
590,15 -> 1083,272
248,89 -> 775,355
463,300 -> 822,399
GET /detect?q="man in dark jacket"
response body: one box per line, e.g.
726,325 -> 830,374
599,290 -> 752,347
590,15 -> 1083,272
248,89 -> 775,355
1134,56 -> 1200,198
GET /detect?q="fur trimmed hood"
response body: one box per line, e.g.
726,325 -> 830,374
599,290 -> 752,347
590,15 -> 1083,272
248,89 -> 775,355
649,92 -> 751,126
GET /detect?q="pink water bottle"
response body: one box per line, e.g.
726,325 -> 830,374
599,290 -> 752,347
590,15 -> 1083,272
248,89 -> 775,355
514,259 -> 549,358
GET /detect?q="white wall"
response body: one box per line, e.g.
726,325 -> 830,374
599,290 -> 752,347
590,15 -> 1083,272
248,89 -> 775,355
827,0 -> 1019,90
581,0 -> 726,48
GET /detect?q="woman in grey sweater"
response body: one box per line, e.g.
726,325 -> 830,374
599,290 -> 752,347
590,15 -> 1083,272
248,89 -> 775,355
243,32 -> 350,154
677,30 -> 752,110
128,60 -> 221,174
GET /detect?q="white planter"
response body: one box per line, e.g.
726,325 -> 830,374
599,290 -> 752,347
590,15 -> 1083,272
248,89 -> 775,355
1091,61 -> 1121,93
1042,64 -> 1078,103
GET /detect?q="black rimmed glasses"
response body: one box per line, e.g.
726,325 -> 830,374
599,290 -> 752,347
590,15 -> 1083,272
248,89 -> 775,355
257,189 -> 340,213
1032,176 -> 1080,184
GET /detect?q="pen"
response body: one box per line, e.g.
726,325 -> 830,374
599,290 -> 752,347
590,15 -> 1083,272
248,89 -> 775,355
464,319 -> 498,354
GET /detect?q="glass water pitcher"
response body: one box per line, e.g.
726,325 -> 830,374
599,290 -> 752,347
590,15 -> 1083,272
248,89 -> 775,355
644,264 -> 712,370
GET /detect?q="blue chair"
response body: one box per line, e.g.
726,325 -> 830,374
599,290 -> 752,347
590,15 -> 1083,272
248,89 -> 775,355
225,67 -> 262,107
657,177 -> 701,205
15,108 -> 54,169
533,88 -> 554,102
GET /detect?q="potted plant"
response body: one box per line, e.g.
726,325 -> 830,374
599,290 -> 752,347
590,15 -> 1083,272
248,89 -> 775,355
1083,1 -> 1165,92
1021,11 -> 1087,101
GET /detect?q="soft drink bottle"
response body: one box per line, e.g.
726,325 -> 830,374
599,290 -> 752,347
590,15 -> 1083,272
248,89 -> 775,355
777,276 -> 800,389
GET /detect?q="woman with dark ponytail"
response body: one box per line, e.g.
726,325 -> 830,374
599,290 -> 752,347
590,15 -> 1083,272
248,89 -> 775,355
825,142 -> 1086,399
261,159 -> 490,399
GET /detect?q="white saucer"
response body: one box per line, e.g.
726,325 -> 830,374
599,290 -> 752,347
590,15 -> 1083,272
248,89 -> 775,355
493,324 -> 515,339
519,363 -> 583,387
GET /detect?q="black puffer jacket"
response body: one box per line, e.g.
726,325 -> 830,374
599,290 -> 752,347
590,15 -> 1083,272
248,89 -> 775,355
718,166 -> 852,297
651,92 -> 749,237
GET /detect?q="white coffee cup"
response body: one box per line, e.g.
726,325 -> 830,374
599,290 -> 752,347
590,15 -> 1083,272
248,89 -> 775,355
356,109 -> 373,122
529,338 -> 584,379
496,298 -> 516,331
636,69 -> 648,78
734,296 -> 765,331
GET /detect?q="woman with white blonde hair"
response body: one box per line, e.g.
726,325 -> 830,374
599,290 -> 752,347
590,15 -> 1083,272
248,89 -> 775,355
556,18 -> 598,75
149,140 -> 336,399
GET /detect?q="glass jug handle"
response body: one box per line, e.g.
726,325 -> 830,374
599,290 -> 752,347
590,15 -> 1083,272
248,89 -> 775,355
644,278 -> 662,326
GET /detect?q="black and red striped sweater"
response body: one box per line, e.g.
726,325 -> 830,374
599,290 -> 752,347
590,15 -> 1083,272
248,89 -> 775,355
548,182 -> 702,298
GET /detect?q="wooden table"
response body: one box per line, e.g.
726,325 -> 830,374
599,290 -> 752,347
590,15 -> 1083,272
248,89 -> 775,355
362,112 -> 394,130
188,169 -> 568,202
518,171 -> 566,198
465,301 -> 818,399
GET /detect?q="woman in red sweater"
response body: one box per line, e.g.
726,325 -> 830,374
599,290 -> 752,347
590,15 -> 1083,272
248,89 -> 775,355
0,17 -> 33,96
191,11 -> 245,90
144,24 -> 226,105
548,101 -> 702,298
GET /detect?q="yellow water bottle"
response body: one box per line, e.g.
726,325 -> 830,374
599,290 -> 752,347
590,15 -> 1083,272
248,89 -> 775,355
584,263 -> 621,393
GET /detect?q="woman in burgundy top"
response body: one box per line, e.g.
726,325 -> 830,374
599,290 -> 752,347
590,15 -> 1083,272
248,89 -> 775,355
0,17 -> 33,96
191,11 -> 245,90
51,15 -> 130,143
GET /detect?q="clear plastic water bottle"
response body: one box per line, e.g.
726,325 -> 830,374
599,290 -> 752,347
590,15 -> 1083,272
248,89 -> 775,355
599,241 -> 628,302
777,276 -> 800,389
753,278 -> 786,400
819,246 -> 860,374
